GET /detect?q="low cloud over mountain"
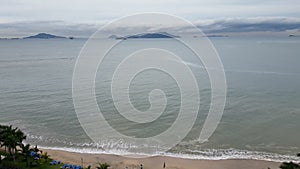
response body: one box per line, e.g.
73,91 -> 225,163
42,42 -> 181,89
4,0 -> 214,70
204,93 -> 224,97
1,17 -> 300,38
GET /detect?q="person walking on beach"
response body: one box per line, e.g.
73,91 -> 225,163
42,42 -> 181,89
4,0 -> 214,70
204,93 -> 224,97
163,162 -> 166,168
140,164 -> 143,169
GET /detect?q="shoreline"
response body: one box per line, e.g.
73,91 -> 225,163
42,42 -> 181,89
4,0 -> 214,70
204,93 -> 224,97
38,145 -> 299,162
42,148 -> 281,169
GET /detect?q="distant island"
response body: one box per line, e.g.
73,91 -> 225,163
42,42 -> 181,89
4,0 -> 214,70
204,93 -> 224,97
205,34 -> 229,37
289,34 -> 300,37
127,32 -> 179,38
24,33 -> 68,39
0,33 -> 75,40
109,32 -> 180,40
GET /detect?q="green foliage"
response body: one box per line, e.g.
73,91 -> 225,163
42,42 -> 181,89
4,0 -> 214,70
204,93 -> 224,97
280,162 -> 300,169
0,124 -> 74,169
97,162 -> 110,169
41,152 -> 50,160
33,145 -> 39,153
20,143 -> 33,167
0,124 -> 26,156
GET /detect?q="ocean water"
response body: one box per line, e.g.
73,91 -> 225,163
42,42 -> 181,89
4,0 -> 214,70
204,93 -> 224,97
0,37 -> 300,162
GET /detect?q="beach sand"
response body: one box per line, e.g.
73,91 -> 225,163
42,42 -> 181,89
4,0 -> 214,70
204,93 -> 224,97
43,149 -> 281,169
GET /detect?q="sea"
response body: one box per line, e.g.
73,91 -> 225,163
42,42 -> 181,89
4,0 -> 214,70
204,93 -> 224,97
0,37 -> 300,162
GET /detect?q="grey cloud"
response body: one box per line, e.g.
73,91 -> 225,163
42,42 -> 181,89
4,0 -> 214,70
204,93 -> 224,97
196,17 -> 300,33
1,17 -> 300,38
0,20 -> 99,38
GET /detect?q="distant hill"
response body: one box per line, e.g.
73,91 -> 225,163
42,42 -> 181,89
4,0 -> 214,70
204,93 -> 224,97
23,33 -> 67,39
109,32 -> 179,39
204,34 -> 229,37
126,32 -> 179,39
289,34 -> 300,37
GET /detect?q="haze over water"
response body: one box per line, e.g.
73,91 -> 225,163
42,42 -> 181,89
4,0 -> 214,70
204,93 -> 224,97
0,37 -> 300,161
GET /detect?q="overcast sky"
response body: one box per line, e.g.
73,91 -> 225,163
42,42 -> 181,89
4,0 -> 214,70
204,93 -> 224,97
1,0 -> 300,37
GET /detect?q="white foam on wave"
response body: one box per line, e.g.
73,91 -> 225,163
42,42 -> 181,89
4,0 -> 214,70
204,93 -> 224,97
38,145 -> 155,158
25,133 -> 300,162
164,149 -> 300,163
37,145 -> 300,163
24,126 -> 300,162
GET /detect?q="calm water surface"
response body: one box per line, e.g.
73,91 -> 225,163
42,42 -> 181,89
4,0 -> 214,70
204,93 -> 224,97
0,37 -> 299,161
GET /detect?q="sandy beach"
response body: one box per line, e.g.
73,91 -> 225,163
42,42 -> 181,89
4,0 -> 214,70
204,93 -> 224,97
43,149 -> 281,169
